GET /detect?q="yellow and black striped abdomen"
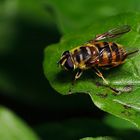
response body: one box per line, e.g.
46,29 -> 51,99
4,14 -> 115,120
93,42 -> 127,67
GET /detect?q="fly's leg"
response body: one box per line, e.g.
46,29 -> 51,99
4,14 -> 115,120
93,67 -> 121,94
73,69 -> 83,85
68,69 -> 83,94
92,67 -> 108,84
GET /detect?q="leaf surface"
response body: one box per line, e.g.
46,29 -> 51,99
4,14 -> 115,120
44,13 -> 140,127
0,106 -> 39,140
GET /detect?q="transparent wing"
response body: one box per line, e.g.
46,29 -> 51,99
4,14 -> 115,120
92,25 -> 131,42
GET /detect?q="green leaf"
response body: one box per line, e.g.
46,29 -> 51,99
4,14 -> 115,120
44,12 -> 140,127
46,0 -> 140,33
0,106 -> 39,140
103,114 -> 137,130
80,137 -> 117,140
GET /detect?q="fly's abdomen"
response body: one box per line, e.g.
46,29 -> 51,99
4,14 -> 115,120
110,42 -> 127,62
94,42 -> 127,67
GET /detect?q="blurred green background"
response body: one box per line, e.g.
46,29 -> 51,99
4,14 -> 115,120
0,0 -> 140,140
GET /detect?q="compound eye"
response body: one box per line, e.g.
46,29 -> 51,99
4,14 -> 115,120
62,51 -> 69,56
65,57 -> 74,71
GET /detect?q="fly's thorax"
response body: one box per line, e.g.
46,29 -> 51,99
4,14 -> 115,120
70,45 -> 98,69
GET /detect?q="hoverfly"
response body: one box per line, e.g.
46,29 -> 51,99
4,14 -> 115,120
58,25 -> 138,85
